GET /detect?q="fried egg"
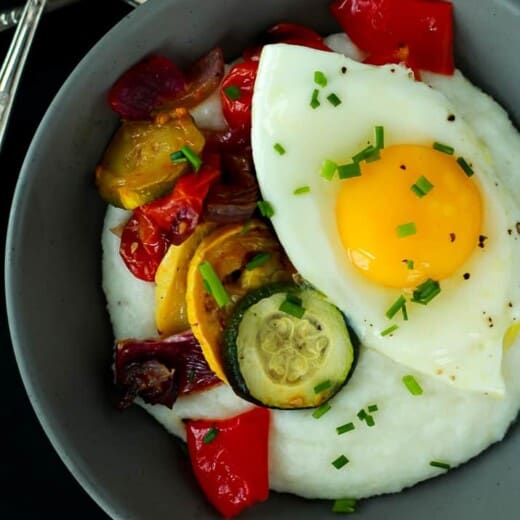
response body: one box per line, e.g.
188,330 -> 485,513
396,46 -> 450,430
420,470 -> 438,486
252,44 -> 520,395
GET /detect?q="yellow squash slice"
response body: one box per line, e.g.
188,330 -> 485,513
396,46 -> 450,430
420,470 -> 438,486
186,220 -> 294,382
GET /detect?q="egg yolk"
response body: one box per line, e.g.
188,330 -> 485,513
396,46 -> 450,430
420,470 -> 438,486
336,145 -> 482,288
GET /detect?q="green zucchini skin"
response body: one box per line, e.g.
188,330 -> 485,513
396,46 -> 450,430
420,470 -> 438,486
222,282 -> 359,410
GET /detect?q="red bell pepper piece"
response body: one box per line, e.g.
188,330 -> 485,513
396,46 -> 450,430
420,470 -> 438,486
186,407 -> 270,518
119,153 -> 221,281
330,0 -> 454,75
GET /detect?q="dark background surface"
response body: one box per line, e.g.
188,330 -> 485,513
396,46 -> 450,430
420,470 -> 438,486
1,1 -> 132,517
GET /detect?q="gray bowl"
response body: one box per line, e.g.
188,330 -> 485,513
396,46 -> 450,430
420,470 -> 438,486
5,0 -> 520,518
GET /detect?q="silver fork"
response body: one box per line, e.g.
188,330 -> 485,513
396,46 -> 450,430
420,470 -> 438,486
0,0 -> 146,152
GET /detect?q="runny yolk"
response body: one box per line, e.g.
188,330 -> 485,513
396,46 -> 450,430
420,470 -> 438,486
336,144 -> 483,288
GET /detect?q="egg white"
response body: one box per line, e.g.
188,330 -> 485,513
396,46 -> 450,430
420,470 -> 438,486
102,36 -> 520,500
251,44 -> 520,395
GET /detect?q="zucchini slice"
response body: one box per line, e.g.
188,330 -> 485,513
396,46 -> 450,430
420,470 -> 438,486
223,283 -> 357,409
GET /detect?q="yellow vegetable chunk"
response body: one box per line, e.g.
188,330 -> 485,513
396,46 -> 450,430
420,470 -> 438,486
155,222 -> 217,336
95,114 -> 205,209
186,221 -> 294,382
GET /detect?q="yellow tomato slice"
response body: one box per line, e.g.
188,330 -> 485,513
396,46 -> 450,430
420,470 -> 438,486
155,222 -> 217,335
186,220 -> 294,382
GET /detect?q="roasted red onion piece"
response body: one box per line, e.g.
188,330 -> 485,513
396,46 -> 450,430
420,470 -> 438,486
204,153 -> 259,223
203,124 -> 251,153
108,55 -> 187,120
169,47 -> 225,109
114,330 -> 221,409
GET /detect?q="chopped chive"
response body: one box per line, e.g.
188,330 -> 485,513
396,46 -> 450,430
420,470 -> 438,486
202,279 -> 212,295
411,175 -> 434,197
385,295 -> 406,319
402,374 -> 423,395
170,150 -> 188,164
433,142 -> 455,155
352,145 -> 378,163
368,404 -> 378,413
279,300 -> 305,319
381,324 -> 398,336
402,303 -> 408,321
274,142 -> 286,155
198,261 -> 230,307
180,145 -> 202,171
202,427 -> 219,444
240,219 -> 251,235
187,369 -> 195,383
357,409 -> 368,421
396,222 -> 417,238
336,422 -> 355,435
412,278 -> 441,305
365,149 -> 381,163
286,293 -> 302,306
257,200 -> 275,218
320,159 -> 338,180
312,403 -> 332,419
407,259 -> 414,270
246,252 -> 271,271
314,380 -> 332,394
293,185 -> 311,195
375,126 -> 385,149
332,455 -> 349,469
332,498 -> 357,513
457,156 -> 474,177
430,461 -> 451,470
365,414 -> 375,427
310,88 -> 320,109
314,70 -> 328,87
327,93 -> 342,106
223,84 -> 241,101
338,162 -> 361,179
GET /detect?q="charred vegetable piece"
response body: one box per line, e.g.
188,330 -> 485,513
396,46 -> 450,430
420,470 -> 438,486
155,222 -> 217,335
223,283 -> 357,409
204,153 -> 259,223
95,114 -> 205,209
139,152 -> 221,245
108,55 -> 187,120
114,330 -> 221,409
119,209 -> 171,282
203,123 -> 251,153
186,221 -> 294,382
186,407 -> 270,518
330,0 -> 454,75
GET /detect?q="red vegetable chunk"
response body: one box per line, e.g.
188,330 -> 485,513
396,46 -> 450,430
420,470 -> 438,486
114,330 -> 221,409
140,152 -> 221,245
186,407 -> 270,518
108,55 -> 187,120
331,0 -> 454,75
119,209 -> 170,282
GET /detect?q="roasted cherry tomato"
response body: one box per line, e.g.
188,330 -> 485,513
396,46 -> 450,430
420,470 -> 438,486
330,0 -> 454,75
140,152 -> 221,245
220,60 -> 259,134
186,407 -> 270,518
119,210 -> 170,282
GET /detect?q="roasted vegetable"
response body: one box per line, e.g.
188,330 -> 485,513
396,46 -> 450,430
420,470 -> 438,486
186,407 -> 270,518
96,113 -> 205,209
114,330 -> 221,409
223,283 -> 357,409
155,222 -> 217,335
186,221 -> 294,381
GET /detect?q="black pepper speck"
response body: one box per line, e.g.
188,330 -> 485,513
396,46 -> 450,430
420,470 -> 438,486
463,273 -> 470,280
450,233 -> 456,242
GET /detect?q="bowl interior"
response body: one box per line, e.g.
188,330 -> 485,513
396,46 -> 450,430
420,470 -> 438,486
5,0 -> 520,518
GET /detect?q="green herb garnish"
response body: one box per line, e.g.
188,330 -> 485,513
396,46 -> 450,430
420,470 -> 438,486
293,185 -> 311,195
411,175 -> 434,197
433,142 -> 455,155
314,70 -> 328,87
273,143 -> 286,155
312,403 -> 332,419
402,374 -> 423,395
375,125 -> 385,149
310,88 -> 320,109
198,261 -> 230,307
245,252 -> 271,271
338,162 -> 361,179
202,427 -> 219,444
430,461 -> 451,470
381,324 -> 398,337
257,200 -> 275,218
332,498 -> 357,513
223,84 -> 241,101
385,295 -> 406,319
320,159 -> 338,180
327,93 -> 342,107
314,380 -> 332,394
336,422 -> 355,435
332,455 -> 349,469
396,222 -> 417,238
457,157 -> 474,177
411,278 -> 441,305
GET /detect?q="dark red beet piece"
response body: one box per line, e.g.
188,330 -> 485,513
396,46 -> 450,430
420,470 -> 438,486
114,330 -> 221,409
108,55 -> 187,120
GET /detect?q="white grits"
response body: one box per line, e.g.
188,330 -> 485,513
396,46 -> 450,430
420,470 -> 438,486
101,34 -> 520,499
